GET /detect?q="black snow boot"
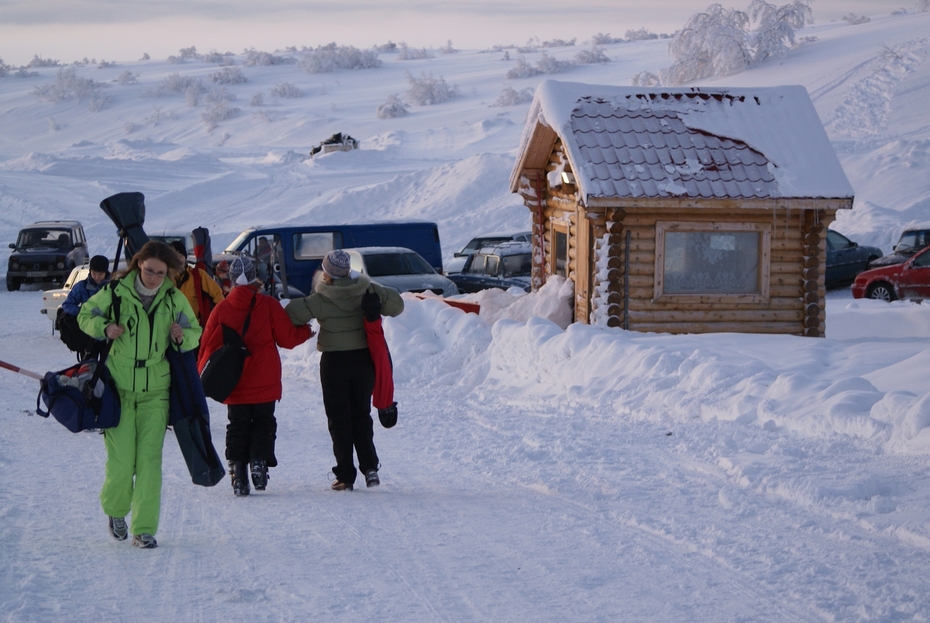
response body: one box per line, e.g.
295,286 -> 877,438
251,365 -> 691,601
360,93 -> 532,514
229,460 -> 250,496
250,459 -> 268,491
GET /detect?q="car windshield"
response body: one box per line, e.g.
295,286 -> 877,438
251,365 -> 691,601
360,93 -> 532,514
364,252 -> 435,276
895,231 -> 930,253
896,232 -> 919,252
461,237 -> 510,254
18,229 -> 70,248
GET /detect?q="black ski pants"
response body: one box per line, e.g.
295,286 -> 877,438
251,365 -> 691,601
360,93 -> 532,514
225,401 -> 278,466
319,348 -> 378,485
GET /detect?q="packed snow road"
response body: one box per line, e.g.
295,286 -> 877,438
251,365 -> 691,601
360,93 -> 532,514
2,289 -> 929,622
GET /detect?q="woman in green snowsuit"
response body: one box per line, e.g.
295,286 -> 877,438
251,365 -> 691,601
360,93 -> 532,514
78,241 -> 201,549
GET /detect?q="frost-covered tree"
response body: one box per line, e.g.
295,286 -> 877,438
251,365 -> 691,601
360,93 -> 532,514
919,0 -> 930,12
376,94 -> 409,118
116,70 -> 137,85
660,4 -> 751,85
201,101 -> 239,130
405,71 -> 458,105
32,67 -> 106,103
211,67 -> 247,84
505,56 -> 542,79
491,86 -> 533,107
142,73 -> 205,99
630,71 -> 661,87
626,28 -> 659,41
27,54 -> 60,68
535,51 -> 575,73
0,58 -> 9,78
299,44 -> 381,73
270,82 -> 301,98
243,49 -> 294,66
575,46 -> 610,64
590,33 -> 622,45
397,43 -> 433,60
750,0 -> 813,65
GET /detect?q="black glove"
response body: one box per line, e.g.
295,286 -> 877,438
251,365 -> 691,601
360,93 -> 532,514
361,290 -> 382,322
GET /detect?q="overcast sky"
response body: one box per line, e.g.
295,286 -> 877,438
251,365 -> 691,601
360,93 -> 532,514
0,0 -> 898,66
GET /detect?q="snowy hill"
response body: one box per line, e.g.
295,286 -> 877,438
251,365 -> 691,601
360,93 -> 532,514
2,9 -> 930,622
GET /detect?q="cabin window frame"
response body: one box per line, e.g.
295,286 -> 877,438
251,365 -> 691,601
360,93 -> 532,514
653,221 -> 771,303
552,224 -> 569,278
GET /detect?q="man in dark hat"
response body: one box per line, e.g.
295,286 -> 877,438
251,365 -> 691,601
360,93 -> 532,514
59,255 -> 112,360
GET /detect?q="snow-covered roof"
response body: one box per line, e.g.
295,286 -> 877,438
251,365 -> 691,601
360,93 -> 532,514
511,80 -> 855,202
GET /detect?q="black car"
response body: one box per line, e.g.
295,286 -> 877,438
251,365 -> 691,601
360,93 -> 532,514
7,221 -> 88,290
825,229 -> 883,288
449,242 -> 532,294
868,225 -> 930,268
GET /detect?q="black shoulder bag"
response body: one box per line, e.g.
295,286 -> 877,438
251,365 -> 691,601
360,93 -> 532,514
199,293 -> 256,402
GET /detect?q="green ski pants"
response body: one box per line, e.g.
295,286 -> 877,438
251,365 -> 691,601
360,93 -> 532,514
100,388 -> 169,536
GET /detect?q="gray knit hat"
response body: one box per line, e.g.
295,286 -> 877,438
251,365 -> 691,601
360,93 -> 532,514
229,256 -> 256,285
322,249 -> 350,279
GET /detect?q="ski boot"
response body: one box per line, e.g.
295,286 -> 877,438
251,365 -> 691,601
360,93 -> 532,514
228,460 -> 250,496
250,459 -> 268,491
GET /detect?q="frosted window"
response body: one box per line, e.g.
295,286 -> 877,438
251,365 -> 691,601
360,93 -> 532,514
555,230 -> 567,277
294,233 -> 336,259
664,231 -> 759,294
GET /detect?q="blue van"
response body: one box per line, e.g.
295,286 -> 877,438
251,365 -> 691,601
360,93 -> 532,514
221,221 -> 444,297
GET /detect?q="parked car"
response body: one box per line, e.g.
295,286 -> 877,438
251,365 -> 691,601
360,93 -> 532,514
223,221 -> 444,297
40,262 -> 90,331
868,224 -> 930,268
7,220 -> 88,290
446,230 -> 532,274
825,229 -> 883,288
449,242 -> 532,294
851,245 -> 930,301
345,247 -> 458,297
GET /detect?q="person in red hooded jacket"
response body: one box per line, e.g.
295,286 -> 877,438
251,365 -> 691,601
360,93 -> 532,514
197,255 -> 313,496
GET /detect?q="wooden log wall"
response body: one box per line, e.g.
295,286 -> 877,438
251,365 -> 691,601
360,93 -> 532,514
588,206 -> 835,336
587,208 -> 625,328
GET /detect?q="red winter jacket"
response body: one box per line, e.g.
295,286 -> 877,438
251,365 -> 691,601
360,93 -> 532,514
197,284 -> 312,405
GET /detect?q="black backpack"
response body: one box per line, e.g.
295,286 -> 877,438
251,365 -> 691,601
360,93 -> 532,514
58,308 -> 95,355
199,294 -> 255,402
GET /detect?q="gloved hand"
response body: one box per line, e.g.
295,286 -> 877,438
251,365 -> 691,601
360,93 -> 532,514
361,290 -> 382,322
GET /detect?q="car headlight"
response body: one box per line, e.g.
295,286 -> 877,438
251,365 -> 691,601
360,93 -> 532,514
10,261 -> 18,270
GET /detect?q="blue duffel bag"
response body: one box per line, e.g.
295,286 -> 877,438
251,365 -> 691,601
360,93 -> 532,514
36,359 -> 121,433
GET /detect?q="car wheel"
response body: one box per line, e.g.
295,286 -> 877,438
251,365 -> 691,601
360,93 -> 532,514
6,275 -> 20,291
867,282 -> 896,302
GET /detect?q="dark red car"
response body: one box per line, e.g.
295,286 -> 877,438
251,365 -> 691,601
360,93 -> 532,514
851,245 -> 930,301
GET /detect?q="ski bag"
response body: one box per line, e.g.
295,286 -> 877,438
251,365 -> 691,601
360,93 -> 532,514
35,360 -> 120,433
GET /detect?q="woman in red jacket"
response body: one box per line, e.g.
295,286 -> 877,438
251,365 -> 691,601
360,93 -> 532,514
198,256 -> 313,496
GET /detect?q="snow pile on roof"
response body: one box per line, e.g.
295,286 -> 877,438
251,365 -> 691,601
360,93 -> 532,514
518,80 -> 855,201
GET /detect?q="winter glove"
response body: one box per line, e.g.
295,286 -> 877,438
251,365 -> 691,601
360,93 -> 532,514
361,289 -> 382,322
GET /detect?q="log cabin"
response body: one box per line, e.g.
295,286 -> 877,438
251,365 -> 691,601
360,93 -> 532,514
510,80 -> 855,336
